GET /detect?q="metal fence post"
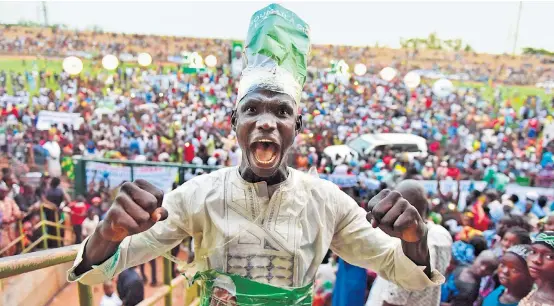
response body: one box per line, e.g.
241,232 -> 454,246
77,282 -> 94,306
130,164 -> 134,182
40,205 -> 48,250
18,220 -> 25,251
54,210 -> 62,247
164,257 -> 172,306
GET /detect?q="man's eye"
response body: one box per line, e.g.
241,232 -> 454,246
279,108 -> 290,116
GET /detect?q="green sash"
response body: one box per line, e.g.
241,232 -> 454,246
191,270 -> 313,305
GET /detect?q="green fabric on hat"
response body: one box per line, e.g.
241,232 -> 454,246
237,3 -> 311,105
245,3 -> 310,87
534,231 -> 554,250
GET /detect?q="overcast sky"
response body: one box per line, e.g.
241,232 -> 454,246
1,1 -> 553,54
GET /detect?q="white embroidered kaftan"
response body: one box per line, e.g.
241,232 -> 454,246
68,167 -> 444,290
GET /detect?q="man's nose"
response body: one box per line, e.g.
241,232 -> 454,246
256,114 -> 277,131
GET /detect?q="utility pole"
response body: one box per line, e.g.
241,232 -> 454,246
512,1 -> 522,55
41,1 -> 48,26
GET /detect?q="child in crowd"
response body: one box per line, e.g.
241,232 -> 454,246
441,250 -> 499,306
81,209 -> 99,240
482,245 -> 534,306
477,226 -> 532,304
520,231 -> 554,306
499,226 -> 532,255
100,280 -> 122,306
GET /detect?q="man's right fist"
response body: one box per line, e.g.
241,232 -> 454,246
98,179 -> 168,242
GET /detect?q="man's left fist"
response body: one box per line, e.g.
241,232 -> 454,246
366,189 -> 426,242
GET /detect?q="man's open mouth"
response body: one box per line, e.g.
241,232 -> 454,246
251,139 -> 279,165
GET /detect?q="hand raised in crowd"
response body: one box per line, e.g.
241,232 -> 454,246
98,179 -> 168,242
366,189 -> 427,243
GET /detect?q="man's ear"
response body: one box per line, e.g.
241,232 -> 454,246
231,109 -> 237,131
295,115 -> 303,132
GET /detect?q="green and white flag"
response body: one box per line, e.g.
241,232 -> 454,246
237,3 -> 311,105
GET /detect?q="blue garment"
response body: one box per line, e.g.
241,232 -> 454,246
441,272 -> 460,303
483,230 -> 497,248
452,241 -> 476,265
482,286 -> 518,306
332,258 -> 367,306
515,201 -> 546,219
541,152 -> 553,167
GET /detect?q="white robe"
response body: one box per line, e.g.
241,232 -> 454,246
67,167 -> 443,290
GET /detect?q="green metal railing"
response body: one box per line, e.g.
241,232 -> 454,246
0,203 -> 71,257
0,245 -> 188,306
0,158 -> 213,305
73,156 -> 220,197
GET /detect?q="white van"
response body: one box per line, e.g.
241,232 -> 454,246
323,133 -> 428,165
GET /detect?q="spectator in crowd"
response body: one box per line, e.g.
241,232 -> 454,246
499,226 -> 532,255
116,268 -> 145,306
366,180 -> 453,306
482,245 -> 534,306
441,250 -> 499,306
0,181 -> 22,257
81,209 -> 99,240
139,259 -> 157,286
520,231 -> 554,306
65,195 -> 89,244
100,280 -> 122,306
44,177 -> 70,247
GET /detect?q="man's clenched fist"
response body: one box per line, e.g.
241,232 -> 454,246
366,189 -> 426,243
98,179 -> 168,242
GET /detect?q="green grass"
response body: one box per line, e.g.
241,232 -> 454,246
0,57 -> 178,96
1,57 -> 552,113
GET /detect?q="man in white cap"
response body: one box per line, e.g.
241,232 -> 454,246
68,4 -> 443,303
513,191 -> 545,228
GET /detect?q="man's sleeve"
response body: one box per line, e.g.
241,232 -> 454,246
329,186 -> 444,292
66,185 -> 192,285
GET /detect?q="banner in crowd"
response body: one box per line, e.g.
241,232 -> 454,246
319,174 -> 554,210
36,111 -> 83,130
118,53 -> 136,62
319,174 -> 358,188
94,97 -> 116,115
65,50 -> 95,59
85,162 -> 178,195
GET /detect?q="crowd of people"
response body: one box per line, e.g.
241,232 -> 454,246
1,25 -> 554,306
2,24 -> 554,85
314,178 -> 554,306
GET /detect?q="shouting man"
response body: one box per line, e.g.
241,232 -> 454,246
68,4 -> 443,304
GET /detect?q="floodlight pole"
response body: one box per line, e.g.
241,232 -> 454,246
42,1 -> 48,26
512,1 -> 522,55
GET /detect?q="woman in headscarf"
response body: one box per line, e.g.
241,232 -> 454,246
482,245 -> 534,306
520,231 -> 554,306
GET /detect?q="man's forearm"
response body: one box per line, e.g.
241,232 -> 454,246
401,227 -> 432,278
74,221 -> 121,276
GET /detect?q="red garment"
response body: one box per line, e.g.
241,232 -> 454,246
425,97 -> 432,108
69,202 -> 89,225
471,203 -> 491,232
429,141 -> 440,153
184,143 -> 195,163
446,167 -> 460,179
383,155 -> 393,167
